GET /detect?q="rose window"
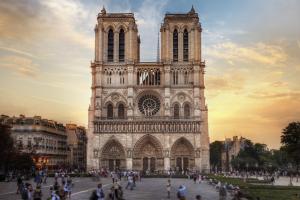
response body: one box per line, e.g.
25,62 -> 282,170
138,94 -> 160,116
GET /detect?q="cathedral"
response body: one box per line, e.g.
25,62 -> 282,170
87,6 -> 210,173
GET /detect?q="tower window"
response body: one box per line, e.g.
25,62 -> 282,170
119,29 -> 125,62
107,103 -> 113,119
108,29 -> 114,62
183,29 -> 188,61
173,29 -> 178,62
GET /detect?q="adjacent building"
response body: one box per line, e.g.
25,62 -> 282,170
87,7 -> 210,172
221,136 -> 246,171
0,115 -> 86,170
66,124 -> 87,171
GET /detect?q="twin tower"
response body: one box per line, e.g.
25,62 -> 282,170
87,6 -> 210,173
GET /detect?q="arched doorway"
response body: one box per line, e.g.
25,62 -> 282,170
101,139 -> 126,171
133,135 -> 164,172
171,137 -> 195,172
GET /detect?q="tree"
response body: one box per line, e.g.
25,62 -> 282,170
281,122 -> 300,173
0,124 -> 15,173
210,141 -> 223,172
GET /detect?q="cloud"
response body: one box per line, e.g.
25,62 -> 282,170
0,46 -> 36,58
206,42 -> 287,66
0,55 -> 39,77
249,91 -> 300,100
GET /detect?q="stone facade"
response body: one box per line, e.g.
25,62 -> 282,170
221,136 -> 246,171
66,124 -> 87,170
87,7 -> 210,172
0,115 -> 68,169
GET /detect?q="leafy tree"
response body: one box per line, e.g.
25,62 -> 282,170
210,141 -> 223,171
281,122 -> 300,173
0,124 -> 15,172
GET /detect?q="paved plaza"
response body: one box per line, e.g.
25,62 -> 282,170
0,177 -> 229,200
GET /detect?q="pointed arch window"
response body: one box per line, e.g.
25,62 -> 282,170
107,29 -> 114,62
107,103 -> 113,119
183,29 -> 189,61
184,104 -> 190,118
118,104 -> 125,119
119,29 -> 125,62
173,29 -> 178,62
174,103 -> 180,119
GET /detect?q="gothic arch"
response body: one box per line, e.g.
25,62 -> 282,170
170,137 -> 195,171
172,102 -> 180,119
116,23 -> 128,33
103,92 -> 127,106
104,25 -> 116,33
170,92 -> 193,107
100,138 -> 126,170
132,134 -> 164,171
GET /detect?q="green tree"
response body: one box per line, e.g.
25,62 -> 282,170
281,122 -> 300,173
210,141 -> 223,171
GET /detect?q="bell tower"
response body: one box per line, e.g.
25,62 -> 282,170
160,6 -> 202,63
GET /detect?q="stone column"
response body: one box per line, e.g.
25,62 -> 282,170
114,31 -> 119,62
126,158 -> 132,170
98,26 -> 103,62
94,25 -> 99,61
178,30 -> 183,62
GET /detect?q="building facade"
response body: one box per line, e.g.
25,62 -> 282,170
66,124 -> 87,170
221,136 -> 246,171
0,115 -> 68,169
87,7 -> 210,172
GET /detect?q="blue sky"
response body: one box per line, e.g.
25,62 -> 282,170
0,0 -> 299,148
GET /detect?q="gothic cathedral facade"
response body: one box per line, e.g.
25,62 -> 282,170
87,7 -> 210,172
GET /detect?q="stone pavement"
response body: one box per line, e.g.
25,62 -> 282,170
0,177 -> 229,200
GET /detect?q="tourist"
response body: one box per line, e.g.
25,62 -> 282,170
96,183 -> 105,200
52,190 -> 60,200
177,185 -> 186,200
166,179 -> 171,198
195,195 -> 202,200
17,175 -> 23,194
64,179 -> 72,199
33,185 -> 42,200
219,184 -> 227,200
125,174 -> 133,190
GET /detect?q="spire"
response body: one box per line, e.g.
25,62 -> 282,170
156,31 -> 160,63
101,6 -> 106,14
189,5 -> 195,14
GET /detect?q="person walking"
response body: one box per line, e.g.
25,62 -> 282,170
96,183 -> 105,200
177,185 -> 186,200
166,179 -> 171,199
17,175 -> 23,194
219,184 -> 227,200
33,185 -> 42,200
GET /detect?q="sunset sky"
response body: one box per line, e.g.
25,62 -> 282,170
0,0 -> 299,149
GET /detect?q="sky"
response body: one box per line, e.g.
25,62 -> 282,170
0,0 -> 299,149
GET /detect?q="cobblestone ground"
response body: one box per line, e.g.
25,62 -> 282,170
0,177 -> 230,200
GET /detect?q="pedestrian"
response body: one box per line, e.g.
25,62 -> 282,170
219,184 -> 227,200
52,190 -> 60,200
166,179 -> 171,199
17,175 -> 23,194
33,185 -> 42,200
177,185 -> 186,200
193,174 -> 197,183
64,179 -> 72,199
195,195 -> 202,200
96,183 -> 105,200
125,175 -> 133,190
